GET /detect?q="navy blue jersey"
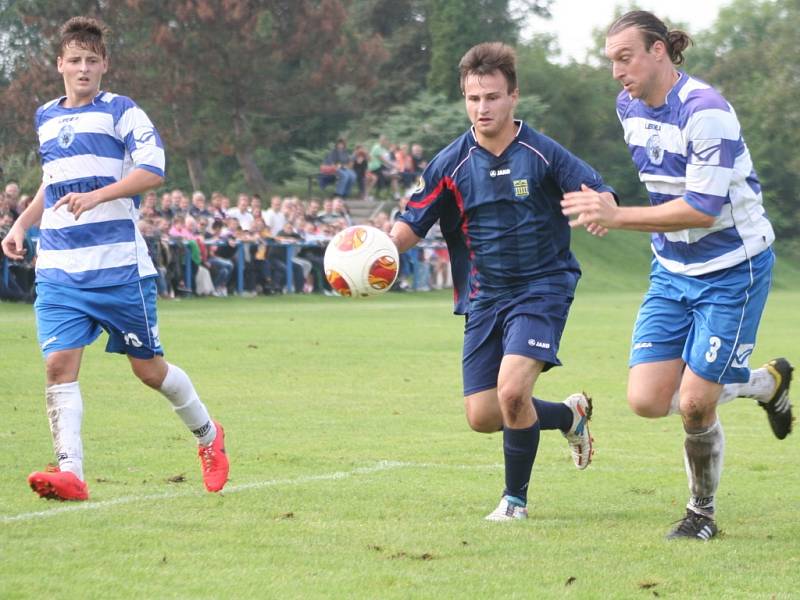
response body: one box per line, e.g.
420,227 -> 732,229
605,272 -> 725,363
399,121 -> 615,314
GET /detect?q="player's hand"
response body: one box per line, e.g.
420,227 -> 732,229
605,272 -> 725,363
561,184 -> 618,230
1,225 -> 27,260
53,190 -> 105,220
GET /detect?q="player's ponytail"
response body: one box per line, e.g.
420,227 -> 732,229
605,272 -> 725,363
665,29 -> 692,65
608,10 -> 693,66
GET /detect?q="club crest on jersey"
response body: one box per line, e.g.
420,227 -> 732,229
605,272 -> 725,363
513,179 -> 529,198
412,176 -> 425,195
645,133 -> 663,166
57,124 -> 76,149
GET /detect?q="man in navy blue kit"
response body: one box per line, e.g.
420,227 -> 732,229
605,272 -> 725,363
390,42 -> 615,520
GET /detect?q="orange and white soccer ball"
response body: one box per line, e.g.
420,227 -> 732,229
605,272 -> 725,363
324,225 -> 399,297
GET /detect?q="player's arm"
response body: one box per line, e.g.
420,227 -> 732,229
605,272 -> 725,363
53,168 -> 164,220
389,221 -> 421,253
1,182 -> 46,260
561,184 -> 715,232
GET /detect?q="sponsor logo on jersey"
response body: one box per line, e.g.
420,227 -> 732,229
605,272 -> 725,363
645,122 -> 661,130
124,332 -> 143,348
527,338 -> 550,349
57,124 -> 76,149
731,343 -> 754,368
633,342 -> 653,349
412,176 -> 425,195
513,179 -> 529,198
132,126 -> 157,146
645,133 -> 663,166
690,140 -> 722,166
489,168 -> 511,178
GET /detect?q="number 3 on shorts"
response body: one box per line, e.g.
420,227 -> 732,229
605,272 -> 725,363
705,336 -> 722,363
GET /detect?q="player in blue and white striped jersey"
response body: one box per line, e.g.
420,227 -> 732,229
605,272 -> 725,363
561,11 -> 793,541
1,17 -> 228,501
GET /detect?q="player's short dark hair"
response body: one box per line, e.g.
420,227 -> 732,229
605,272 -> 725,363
459,42 -> 517,94
58,16 -> 109,58
607,11 -> 692,66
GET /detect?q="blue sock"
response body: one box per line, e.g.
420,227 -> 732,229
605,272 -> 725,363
502,421 -> 541,504
532,397 -> 572,432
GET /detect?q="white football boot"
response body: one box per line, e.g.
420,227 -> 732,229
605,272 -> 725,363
562,392 -> 593,470
485,496 -> 528,521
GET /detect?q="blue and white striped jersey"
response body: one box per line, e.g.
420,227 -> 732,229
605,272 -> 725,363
617,72 -> 774,276
35,91 -> 165,287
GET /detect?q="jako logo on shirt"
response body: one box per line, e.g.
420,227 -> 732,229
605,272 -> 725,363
124,332 -> 143,347
489,168 -> 511,178
527,339 -> 550,349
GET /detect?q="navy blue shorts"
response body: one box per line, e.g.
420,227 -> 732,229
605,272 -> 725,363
35,278 -> 164,359
462,292 -> 573,396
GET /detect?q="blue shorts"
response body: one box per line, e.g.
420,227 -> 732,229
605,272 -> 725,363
630,249 -> 774,384
462,292 -> 573,396
34,278 -> 164,359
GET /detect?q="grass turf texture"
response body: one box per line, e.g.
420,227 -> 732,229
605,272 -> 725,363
1,233 -> 798,599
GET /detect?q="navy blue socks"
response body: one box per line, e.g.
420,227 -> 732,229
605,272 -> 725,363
502,421 -> 541,503
532,397 -> 572,432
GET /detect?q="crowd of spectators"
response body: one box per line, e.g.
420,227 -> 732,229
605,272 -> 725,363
320,135 -> 427,201
1,161 -> 451,303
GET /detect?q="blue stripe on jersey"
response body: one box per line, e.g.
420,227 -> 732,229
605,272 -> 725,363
39,219 -> 136,251
631,147 -> 686,177
44,176 -> 117,208
136,163 -> 165,179
653,227 -> 743,264
40,132 -> 125,163
36,264 -> 141,288
746,171 -> 761,195
684,190 -> 728,216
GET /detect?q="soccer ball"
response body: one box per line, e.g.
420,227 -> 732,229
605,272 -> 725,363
324,225 -> 399,297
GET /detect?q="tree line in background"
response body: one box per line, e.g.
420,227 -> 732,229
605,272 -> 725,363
1,0 -> 797,251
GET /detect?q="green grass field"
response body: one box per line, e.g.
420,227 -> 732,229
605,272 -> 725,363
1,233 -> 798,598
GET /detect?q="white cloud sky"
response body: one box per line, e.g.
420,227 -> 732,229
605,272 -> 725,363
520,0 -> 733,63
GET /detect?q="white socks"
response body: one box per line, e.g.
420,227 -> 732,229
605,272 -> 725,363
159,363 -> 216,446
46,381 -> 84,480
684,419 -> 725,518
667,366 -> 776,415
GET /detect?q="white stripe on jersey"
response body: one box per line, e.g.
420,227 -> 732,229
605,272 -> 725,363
624,117 -> 684,154
43,199 -> 136,229
43,155 -> 125,185
37,241 -> 147,273
38,110 -> 115,145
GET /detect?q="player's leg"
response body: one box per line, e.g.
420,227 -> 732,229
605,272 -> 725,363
667,251 -> 775,540
102,278 -> 229,492
628,262 -> 692,418
628,359 -> 685,418
28,284 -> 102,500
665,367 -> 724,541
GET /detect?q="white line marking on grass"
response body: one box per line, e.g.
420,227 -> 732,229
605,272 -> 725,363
1,461 -> 501,524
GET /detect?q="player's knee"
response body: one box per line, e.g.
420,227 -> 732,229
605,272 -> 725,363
627,390 -> 668,418
679,395 -> 714,428
463,399 -> 502,433
130,362 -> 163,389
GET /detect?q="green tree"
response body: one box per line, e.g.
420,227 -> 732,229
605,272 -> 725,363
426,0 -> 551,100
